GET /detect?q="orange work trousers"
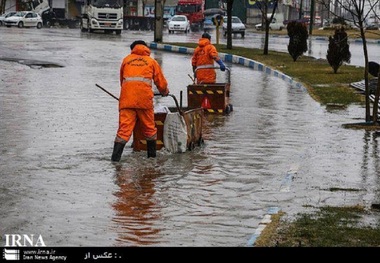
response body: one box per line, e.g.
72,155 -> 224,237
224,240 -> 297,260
116,108 -> 157,143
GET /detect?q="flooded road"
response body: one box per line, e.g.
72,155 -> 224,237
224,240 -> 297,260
0,27 -> 380,247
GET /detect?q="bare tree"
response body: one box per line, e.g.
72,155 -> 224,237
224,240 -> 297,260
225,0 -> 234,50
1,0 -> 7,14
319,0 -> 379,123
255,0 -> 279,55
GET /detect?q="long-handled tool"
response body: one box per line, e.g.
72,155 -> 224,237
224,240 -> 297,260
95,84 -> 119,101
97,84 -> 183,115
154,93 -> 183,116
188,74 -> 195,84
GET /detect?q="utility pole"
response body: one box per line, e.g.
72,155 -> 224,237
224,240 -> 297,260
309,0 -> 315,35
154,0 -> 164,42
298,0 -> 303,20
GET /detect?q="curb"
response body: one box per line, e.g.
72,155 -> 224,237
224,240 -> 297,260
148,42 -> 307,92
245,29 -> 380,45
246,207 -> 281,247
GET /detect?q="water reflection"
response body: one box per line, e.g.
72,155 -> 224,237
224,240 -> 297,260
112,163 -> 163,246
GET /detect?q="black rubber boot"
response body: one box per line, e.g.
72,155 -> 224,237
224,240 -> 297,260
147,140 -> 156,158
111,142 -> 125,162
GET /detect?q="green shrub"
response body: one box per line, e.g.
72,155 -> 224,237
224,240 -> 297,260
287,21 -> 309,62
326,27 -> 351,73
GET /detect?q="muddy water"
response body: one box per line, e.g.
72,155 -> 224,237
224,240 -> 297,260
0,28 -> 379,247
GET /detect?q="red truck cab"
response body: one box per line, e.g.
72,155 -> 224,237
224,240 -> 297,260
176,0 -> 205,31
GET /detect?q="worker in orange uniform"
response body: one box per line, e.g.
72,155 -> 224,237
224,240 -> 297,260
191,32 -> 226,84
111,40 -> 169,162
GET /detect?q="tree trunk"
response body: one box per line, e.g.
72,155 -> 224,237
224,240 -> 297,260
264,27 -> 269,55
359,27 -> 370,122
1,0 -> 5,14
263,2 -> 269,55
372,73 -> 380,124
226,0 -> 233,50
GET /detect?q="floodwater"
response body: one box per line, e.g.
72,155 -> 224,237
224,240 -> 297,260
0,27 -> 380,247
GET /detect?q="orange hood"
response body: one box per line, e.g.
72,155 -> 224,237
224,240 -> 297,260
198,38 -> 211,48
131,44 -> 151,56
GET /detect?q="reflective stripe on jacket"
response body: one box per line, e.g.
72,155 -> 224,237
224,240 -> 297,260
119,44 -> 168,110
123,76 -> 152,85
191,38 -> 220,84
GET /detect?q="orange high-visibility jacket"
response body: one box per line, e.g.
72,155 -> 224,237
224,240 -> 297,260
191,38 -> 221,84
119,44 -> 168,110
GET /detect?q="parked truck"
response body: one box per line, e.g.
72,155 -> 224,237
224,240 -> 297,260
175,0 -> 205,31
25,0 -> 50,14
25,0 -> 80,28
80,0 -> 123,34
255,13 -> 285,31
124,3 -> 175,31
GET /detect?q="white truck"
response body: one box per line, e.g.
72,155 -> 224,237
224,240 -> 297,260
25,0 -> 79,28
255,13 -> 285,31
80,0 -> 123,34
26,0 -> 50,14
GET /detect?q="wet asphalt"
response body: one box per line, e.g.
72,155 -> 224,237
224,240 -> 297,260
1,26 -> 380,247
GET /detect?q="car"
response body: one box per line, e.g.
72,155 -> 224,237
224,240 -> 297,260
222,16 -> 246,38
4,11 -> 43,29
203,14 -> 224,31
164,15 -> 172,28
255,13 -> 285,31
203,8 -> 225,31
0,11 -> 17,26
255,20 -> 284,31
203,14 -> 216,31
167,15 -> 190,34
366,24 -> 379,30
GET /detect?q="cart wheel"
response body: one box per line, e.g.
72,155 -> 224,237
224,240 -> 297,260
188,142 -> 195,151
225,104 -> 233,114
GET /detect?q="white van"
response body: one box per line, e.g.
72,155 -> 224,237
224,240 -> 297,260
255,13 -> 285,30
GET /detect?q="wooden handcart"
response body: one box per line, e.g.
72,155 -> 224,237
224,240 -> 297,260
187,66 -> 233,114
133,93 -> 204,152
